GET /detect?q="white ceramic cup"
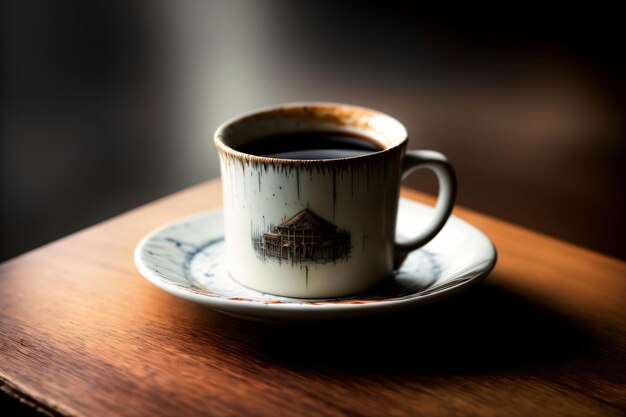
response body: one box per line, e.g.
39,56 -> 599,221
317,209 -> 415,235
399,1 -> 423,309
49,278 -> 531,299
214,102 -> 456,298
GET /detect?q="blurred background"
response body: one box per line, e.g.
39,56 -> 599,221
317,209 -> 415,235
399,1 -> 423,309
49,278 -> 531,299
2,1 -> 625,261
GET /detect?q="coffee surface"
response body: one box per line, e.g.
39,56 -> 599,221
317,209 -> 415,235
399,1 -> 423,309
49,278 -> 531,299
237,131 -> 384,160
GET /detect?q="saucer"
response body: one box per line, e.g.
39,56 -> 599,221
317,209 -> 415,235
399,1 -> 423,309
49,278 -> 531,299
134,198 -> 497,322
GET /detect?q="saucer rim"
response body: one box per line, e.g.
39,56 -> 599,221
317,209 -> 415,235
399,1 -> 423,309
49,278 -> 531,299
134,199 -> 497,316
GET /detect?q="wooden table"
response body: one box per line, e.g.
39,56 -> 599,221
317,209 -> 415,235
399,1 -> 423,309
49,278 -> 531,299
1,179 -> 625,417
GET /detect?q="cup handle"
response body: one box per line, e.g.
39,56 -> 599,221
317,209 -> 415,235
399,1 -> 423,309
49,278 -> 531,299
394,150 -> 457,265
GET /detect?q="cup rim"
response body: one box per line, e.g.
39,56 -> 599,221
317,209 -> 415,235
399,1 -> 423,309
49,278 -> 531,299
214,102 -> 408,166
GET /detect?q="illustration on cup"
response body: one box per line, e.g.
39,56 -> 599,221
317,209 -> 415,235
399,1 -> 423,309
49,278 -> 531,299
252,209 -> 351,264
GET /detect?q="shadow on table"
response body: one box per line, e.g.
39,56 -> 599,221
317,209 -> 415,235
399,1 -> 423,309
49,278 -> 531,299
193,274 -> 591,375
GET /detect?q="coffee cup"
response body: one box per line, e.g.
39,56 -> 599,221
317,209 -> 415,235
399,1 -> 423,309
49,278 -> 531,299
214,102 -> 456,298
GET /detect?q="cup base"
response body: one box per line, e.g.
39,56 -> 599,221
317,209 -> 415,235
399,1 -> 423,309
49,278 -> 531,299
227,270 -> 391,300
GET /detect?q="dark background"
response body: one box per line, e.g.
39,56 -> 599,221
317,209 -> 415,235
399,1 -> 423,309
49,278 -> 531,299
2,1 -> 625,261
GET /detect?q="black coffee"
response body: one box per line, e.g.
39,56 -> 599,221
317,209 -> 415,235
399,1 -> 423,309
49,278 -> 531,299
237,131 -> 384,160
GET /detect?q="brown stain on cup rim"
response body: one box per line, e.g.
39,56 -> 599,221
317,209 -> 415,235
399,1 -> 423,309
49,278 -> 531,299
214,102 -> 407,167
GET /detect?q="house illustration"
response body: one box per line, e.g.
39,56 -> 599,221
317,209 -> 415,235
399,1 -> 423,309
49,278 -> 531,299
253,209 -> 351,263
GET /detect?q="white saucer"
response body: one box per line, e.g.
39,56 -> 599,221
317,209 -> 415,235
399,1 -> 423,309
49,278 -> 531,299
134,198 -> 497,322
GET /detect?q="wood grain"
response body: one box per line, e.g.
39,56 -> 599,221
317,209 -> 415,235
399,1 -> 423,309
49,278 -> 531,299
1,179 -> 625,417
